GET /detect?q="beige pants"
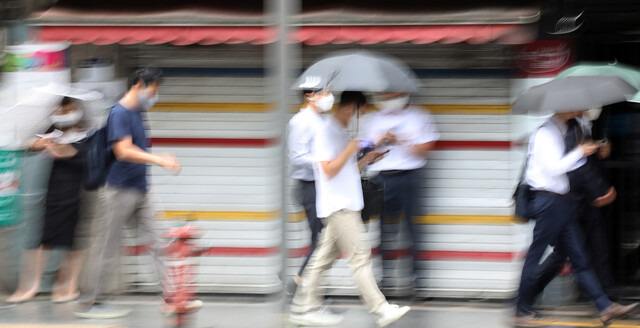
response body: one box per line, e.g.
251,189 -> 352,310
291,209 -> 387,314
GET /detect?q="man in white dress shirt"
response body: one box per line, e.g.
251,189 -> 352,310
289,92 -> 410,327
287,89 -> 334,289
515,111 -> 637,327
361,92 -> 440,285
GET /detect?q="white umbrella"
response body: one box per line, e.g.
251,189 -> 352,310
512,76 -> 637,115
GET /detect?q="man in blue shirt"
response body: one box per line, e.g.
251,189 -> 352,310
75,68 -> 196,318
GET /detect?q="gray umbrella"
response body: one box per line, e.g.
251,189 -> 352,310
293,51 -> 422,93
512,76 -> 637,115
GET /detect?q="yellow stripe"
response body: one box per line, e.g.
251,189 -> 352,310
286,212 -> 514,225
423,105 -> 512,115
287,211 -> 306,222
159,211 -> 280,221
150,103 -> 271,113
415,215 -> 515,225
149,103 -> 512,115
158,211 -> 516,225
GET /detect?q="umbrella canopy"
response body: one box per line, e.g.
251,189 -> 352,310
293,51 -> 422,93
512,76 -> 637,115
555,61 -> 640,103
1,83 -> 104,149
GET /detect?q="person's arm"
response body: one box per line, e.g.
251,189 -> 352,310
287,120 -> 314,171
410,141 -> 437,154
112,137 -> 180,173
357,150 -> 385,171
534,127 -> 598,175
319,140 -> 359,179
108,109 -> 180,173
46,143 -> 78,158
410,111 -> 440,157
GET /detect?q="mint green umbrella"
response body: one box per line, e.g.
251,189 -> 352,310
556,61 -> 640,103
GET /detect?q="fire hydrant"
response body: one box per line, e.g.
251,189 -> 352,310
163,224 -> 203,326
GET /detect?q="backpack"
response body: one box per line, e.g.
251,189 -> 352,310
83,118 -> 115,190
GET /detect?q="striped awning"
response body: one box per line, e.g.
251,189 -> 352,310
37,24 -> 537,46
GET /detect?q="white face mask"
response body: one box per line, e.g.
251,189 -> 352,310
50,110 -> 83,128
377,95 -> 410,114
584,107 -> 603,121
138,89 -> 159,111
315,93 -> 335,112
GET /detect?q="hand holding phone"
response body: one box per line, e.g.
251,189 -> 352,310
369,149 -> 390,164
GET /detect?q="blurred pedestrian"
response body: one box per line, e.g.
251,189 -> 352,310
533,109 -> 617,300
7,97 -> 89,303
289,91 -> 410,328
515,111 -> 637,327
286,89 -> 332,292
361,92 -> 439,285
74,68 -> 200,319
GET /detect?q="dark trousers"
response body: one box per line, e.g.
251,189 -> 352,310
533,194 -> 614,298
517,192 -> 611,315
297,180 -> 323,277
379,170 -> 421,273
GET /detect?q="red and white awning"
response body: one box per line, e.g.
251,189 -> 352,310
38,24 -> 537,46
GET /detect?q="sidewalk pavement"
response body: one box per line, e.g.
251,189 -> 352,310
1,294 -> 639,328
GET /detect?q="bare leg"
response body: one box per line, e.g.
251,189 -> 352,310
6,247 -> 49,303
52,250 -> 83,301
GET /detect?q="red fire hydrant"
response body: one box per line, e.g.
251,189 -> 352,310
163,224 -> 203,325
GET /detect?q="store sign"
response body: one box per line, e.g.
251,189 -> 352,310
515,39 -> 574,77
3,48 -> 66,72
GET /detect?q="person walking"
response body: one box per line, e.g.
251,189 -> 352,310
7,97 -> 89,303
286,89 -> 333,292
74,68 -> 198,319
360,92 -> 439,286
532,111 -> 618,300
289,91 -> 410,327
515,110 -> 638,327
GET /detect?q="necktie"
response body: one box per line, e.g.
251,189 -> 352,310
564,118 -> 584,153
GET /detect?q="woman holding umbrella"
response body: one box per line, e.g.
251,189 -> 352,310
7,97 -> 91,303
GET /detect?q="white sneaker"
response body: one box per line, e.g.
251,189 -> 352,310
376,304 -> 411,327
161,299 -> 204,315
289,307 -> 344,326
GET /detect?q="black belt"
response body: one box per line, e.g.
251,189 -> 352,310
532,190 -> 567,197
379,169 -> 418,176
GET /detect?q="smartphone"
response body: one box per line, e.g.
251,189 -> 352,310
597,138 -> 608,146
371,149 -> 390,162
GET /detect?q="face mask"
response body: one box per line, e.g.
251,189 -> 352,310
315,93 -> 335,112
377,95 -> 410,114
584,108 -> 602,121
138,89 -> 159,111
50,110 -> 83,128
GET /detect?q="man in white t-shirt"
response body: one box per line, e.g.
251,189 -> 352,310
361,92 -> 440,285
289,92 -> 410,327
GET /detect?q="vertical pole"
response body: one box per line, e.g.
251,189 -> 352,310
266,0 -> 300,323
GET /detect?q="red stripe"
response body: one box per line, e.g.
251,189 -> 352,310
289,246 -> 381,259
434,140 -> 512,150
417,251 -> 516,262
150,138 -> 279,148
126,245 -> 517,261
201,246 -> 280,257
150,138 -> 511,149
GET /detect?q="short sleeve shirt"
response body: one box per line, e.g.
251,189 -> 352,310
313,117 -> 364,218
106,103 -> 148,191
362,107 -> 440,171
